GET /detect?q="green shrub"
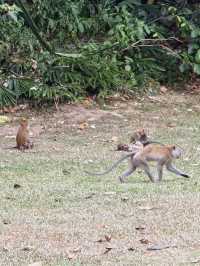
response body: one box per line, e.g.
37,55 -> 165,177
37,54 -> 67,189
0,0 -> 200,107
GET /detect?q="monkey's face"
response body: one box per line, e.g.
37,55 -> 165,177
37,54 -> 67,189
135,129 -> 147,143
130,128 -> 148,144
171,146 -> 182,158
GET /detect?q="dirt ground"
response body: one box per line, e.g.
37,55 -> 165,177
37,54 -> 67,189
0,92 -> 200,266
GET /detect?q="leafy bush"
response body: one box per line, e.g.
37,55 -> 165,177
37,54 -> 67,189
0,0 -> 200,107
31,0 -> 113,42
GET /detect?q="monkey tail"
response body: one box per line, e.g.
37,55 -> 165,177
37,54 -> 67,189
4,146 -> 18,150
84,153 -> 134,176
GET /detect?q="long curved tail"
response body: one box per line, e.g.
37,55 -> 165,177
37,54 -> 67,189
84,153 -> 133,176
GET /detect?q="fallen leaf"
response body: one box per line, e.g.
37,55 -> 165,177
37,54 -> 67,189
160,86 -> 168,94
5,196 -> 15,200
105,235 -> 112,242
82,99 -> 94,107
2,219 -> 11,225
140,239 -> 149,244
66,252 -> 75,260
111,136 -> 118,143
147,244 -> 177,251
121,196 -> 129,202
166,122 -> 176,128
152,116 -> 160,120
28,262 -> 43,266
85,193 -> 95,199
103,246 -> 113,254
18,104 -> 28,110
148,96 -> 162,103
62,169 -> 70,175
2,107 -> 9,113
5,135 -> 15,139
88,118 -> 97,122
0,115 -> 10,124
96,224 -> 108,229
22,246 -> 32,251
135,226 -> 145,231
78,122 -> 89,130
191,258 -> 200,264
72,247 -> 81,253
10,107 -> 18,113
54,198 -> 62,203
96,238 -> 104,243
138,206 -> 157,211
13,184 -> 21,189
104,192 -> 116,196
128,247 -> 135,251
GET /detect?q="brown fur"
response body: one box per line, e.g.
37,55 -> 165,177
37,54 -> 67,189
130,128 -> 147,144
16,118 -> 33,150
117,128 -> 163,151
138,144 -> 175,161
117,128 -> 148,151
119,144 -> 189,183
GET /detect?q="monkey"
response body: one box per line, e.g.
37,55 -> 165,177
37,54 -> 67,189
130,128 -> 163,146
85,144 -> 190,183
117,128 -> 163,151
130,128 -> 148,144
16,118 -> 33,150
116,143 -> 130,151
118,144 -> 189,183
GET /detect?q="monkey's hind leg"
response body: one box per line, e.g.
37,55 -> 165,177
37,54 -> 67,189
157,163 -> 164,182
141,161 -> 157,183
118,166 -> 136,183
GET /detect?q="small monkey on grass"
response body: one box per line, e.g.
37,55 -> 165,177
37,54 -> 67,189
16,118 -> 33,150
85,144 -> 190,183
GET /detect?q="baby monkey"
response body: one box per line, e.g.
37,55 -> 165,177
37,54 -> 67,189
130,128 -> 149,144
117,128 -> 163,151
85,144 -> 189,183
16,118 -> 33,150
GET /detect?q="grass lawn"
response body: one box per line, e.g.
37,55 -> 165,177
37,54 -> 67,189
0,92 -> 200,266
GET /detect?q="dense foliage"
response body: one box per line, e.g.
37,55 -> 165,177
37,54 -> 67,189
0,0 -> 200,106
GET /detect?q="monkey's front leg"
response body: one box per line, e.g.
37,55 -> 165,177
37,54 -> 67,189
118,166 -> 136,183
166,162 -> 190,178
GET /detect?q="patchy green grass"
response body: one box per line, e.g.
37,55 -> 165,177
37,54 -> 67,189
0,92 -> 200,266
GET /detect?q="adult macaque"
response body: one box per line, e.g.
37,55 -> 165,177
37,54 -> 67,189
16,118 -> 33,150
118,144 -> 189,183
85,144 -> 189,183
